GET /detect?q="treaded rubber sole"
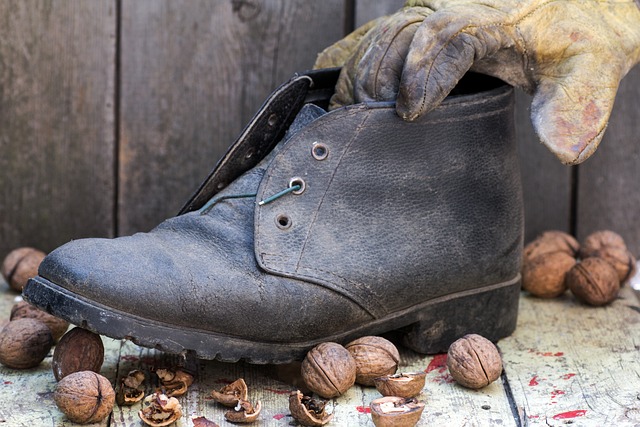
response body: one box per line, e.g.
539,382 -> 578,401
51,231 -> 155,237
23,275 -> 520,364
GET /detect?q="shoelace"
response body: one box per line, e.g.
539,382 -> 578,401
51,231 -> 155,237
199,184 -> 301,215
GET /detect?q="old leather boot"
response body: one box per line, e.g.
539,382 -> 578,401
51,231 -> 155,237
23,68 -> 523,364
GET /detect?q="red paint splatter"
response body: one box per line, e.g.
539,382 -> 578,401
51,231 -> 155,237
3,381 -> 12,385
553,410 -> 586,420
551,390 -> 565,399
528,415 -> 540,419
528,350 -> 564,357
529,376 -> 539,386
120,355 -> 140,362
561,373 -> 576,380
356,406 -> 371,414
426,354 -> 448,374
273,414 -> 286,420
265,387 -> 291,395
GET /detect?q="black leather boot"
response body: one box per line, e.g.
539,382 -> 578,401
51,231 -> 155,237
24,68 -> 523,364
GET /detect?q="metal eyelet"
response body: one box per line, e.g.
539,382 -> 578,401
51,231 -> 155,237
268,113 -> 278,127
312,142 -> 328,160
289,177 -> 305,195
275,214 -> 292,230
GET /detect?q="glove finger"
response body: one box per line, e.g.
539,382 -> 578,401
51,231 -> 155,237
397,10 -> 507,120
353,7 -> 433,103
531,58 -> 621,165
328,18 -> 385,109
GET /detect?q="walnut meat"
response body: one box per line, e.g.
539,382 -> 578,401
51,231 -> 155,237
566,257 -> 620,306
0,318 -> 53,369
522,251 -> 576,298
1,247 -> 46,292
289,390 -> 333,426
301,342 -> 356,398
139,392 -> 183,427
10,300 -> 69,342
345,336 -> 400,386
447,334 -> 502,389
54,371 -> 115,424
370,396 -> 425,427
211,378 -> 249,407
373,372 -> 426,398
52,327 -> 104,381
116,370 -> 146,406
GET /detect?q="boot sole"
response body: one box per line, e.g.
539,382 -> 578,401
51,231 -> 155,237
23,275 -> 520,364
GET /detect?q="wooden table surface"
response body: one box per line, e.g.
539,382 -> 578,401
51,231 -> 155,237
2,274 -> 640,427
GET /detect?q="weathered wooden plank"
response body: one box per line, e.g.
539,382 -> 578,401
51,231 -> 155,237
354,0 -> 404,27
118,0 -> 345,235
576,66 -> 640,255
0,0 -> 116,257
500,285 -> 640,426
515,91 -> 574,243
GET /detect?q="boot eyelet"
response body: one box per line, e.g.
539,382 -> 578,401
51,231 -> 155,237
289,177 -> 305,195
312,142 -> 328,160
267,113 -> 278,127
275,214 -> 292,230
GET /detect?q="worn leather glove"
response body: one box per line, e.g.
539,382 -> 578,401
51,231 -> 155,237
315,0 -> 640,164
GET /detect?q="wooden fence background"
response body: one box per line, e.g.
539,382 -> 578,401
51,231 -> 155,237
0,0 -> 639,259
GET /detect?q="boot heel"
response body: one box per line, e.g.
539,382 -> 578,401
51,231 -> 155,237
400,277 -> 521,354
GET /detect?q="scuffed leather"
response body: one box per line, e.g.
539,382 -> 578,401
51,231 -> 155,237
38,71 -> 523,344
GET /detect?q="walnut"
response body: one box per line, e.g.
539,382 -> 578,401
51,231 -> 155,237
0,318 -> 53,369
370,396 -> 425,427
580,230 -> 635,284
523,230 -> 580,263
10,300 -> 69,342
566,257 -> 620,306
1,247 -> 46,292
211,378 -> 249,407
52,327 -> 104,381
345,336 -> 400,386
447,334 -> 503,389
116,370 -> 146,406
224,399 -> 262,423
54,371 -> 115,424
155,368 -> 194,397
139,391 -> 183,427
580,230 -> 627,258
301,342 -> 356,398
289,390 -> 333,426
373,372 -> 426,398
522,251 -> 576,298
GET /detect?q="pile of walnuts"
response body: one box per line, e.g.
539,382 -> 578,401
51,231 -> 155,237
522,229 -> 636,306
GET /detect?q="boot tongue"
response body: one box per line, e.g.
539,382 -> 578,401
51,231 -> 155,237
198,104 -> 326,211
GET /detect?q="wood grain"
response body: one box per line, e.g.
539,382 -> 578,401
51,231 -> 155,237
354,0 -> 404,27
0,0 -> 116,257
576,67 -> 640,255
118,0 -> 344,234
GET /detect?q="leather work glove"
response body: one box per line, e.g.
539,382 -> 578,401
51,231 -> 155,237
315,0 -> 640,165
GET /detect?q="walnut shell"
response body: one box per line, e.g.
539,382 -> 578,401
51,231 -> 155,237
54,371 -> 115,424
0,318 -> 53,369
588,247 -> 637,284
301,342 -> 356,398
289,390 -> 333,427
370,396 -> 425,427
211,378 -> 249,407
567,257 -> 620,306
580,230 -> 627,258
52,327 -> 104,381
447,334 -> 502,389
10,300 -> 70,342
224,399 -> 261,423
156,368 -> 194,397
1,247 -> 46,292
139,391 -> 183,427
116,370 -> 146,406
345,336 -> 400,386
522,251 -> 576,298
523,231 -> 580,263
373,372 -> 426,398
